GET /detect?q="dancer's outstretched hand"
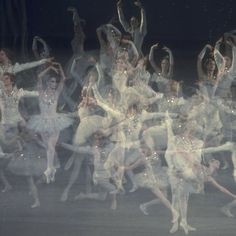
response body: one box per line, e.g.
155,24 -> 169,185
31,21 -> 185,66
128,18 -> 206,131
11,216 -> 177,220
134,1 -> 142,8
151,43 -> 159,50
163,46 -> 171,52
42,57 -> 54,65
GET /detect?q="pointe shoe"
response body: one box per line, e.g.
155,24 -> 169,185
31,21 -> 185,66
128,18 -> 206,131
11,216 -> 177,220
109,189 -> 119,195
180,221 -> 189,235
2,185 -> 12,193
44,168 -> 56,184
74,192 -> 86,201
221,206 -> 235,218
43,168 -> 51,184
187,224 -> 196,231
139,204 -> 149,215
60,191 -> 68,202
43,171 -> 50,184
169,222 -> 179,234
31,200 -> 40,208
129,184 -> 138,193
50,168 -> 56,182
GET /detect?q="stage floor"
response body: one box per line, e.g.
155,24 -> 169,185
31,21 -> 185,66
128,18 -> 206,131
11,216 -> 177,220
0,170 -> 236,236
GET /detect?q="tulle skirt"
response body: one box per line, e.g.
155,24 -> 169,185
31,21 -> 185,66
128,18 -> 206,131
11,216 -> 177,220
7,145 -> 60,176
8,153 -> 47,176
27,113 -> 73,134
135,167 -> 169,190
168,168 -> 205,194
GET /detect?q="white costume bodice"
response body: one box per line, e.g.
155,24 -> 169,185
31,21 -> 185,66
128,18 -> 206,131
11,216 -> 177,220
0,85 -> 38,125
112,71 -> 128,91
39,91 -> 58,116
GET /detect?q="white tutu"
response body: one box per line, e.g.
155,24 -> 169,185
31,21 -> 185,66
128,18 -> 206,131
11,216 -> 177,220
135,167 -> 169,190
27,113 -> 73,134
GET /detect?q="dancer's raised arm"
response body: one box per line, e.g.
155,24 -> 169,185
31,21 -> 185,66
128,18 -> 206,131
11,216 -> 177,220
208,176 -> 236,199
70,57 -> 82,85
214,48 -> 225,80
54,63 -> 67,95
32,36 -> 50,59
96,25 -> 108,49
121,38 -> 139,65
117,0 -> 131,33
197,44 -> 212,80
68,7 -> 86,55
37,66 -> 55,91
163,46 -> 174,79
149,43 -> 160,74
137,1 -> 147,36
225,37 -> 236,76
95,63 -> 103,86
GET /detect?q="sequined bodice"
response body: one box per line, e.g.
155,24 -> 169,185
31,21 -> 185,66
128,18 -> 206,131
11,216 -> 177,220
142,152 -> 161,182
145,152 -> 161,167
1,90 -> 20,108
0,64 -> 13,75
123,114 -> 142,140
0,88 -> 22,124
158,97 -> 181,113
134,68 -> 150,84
176,136 -> 203,157
39,91 -> 58,115
176,136 -> 194,151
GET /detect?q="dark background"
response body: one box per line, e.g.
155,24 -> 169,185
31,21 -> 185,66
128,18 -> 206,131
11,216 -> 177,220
1,0 -> 236,82
26,0 -> 236,49
1,2 -> 236,236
